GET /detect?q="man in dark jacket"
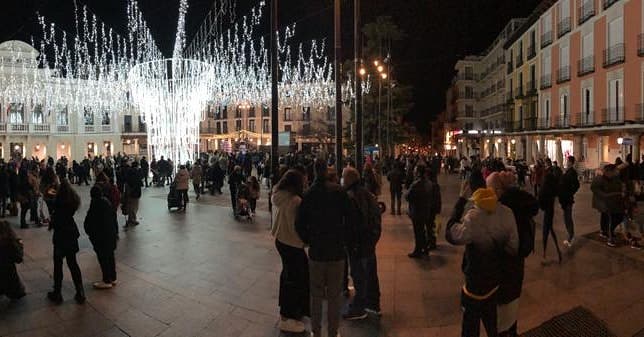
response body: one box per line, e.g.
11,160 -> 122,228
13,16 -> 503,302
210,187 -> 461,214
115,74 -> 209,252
124,163 -> 143,227
140,156 -> 149,188
295,159 -> 354,337
387,161 -> 404,215
84,186 -> 118,289
591,164 -> 624,247
559,156 -> 580,247
405,165 -> 439,258
539,159 -> 562,262
342,167 -> 382,320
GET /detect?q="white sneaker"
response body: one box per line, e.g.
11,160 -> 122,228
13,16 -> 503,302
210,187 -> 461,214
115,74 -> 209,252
93,281 -> 113,289
111,280 -> 118,286
277,318 -> 305,333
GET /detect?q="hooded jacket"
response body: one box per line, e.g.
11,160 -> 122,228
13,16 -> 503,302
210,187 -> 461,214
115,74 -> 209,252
84,196 -> 119,252
175,168 -> 190,190
446,188 -> 518,298
271,189 -> 304,248
345,182 -> 382,257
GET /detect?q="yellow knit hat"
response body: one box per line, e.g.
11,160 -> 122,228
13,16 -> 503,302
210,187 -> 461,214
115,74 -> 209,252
471,188 -> 498,213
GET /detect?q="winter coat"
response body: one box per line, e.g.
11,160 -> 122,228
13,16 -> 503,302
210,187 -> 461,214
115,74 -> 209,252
125,169 -> 143,199
538,167 -> 560,210
446,189 -> 518,298
387,168 -> 404,193
50,198 -> 80,255
497,187 -> 539,304
558,167 -> 580,206
406,177 -> 440,220
0,237 -> 25,299
346,183 -> 382,257
190,165 -> 203,185
175,169 -> 190,190
295,178 -> 355,262
228,171 -> 244,191
271,189 -> 304,248
591,174 -> 624,214
84,196 -> 118,253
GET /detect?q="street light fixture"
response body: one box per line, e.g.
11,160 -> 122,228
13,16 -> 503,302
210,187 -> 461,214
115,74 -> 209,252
374,60 -> 379,66
381,73 -> 387,80
359,68 -> 366,76
377,65 -> 384,73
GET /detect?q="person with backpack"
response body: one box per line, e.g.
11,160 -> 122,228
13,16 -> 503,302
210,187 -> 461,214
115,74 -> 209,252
342,167 -> 382,320
559,156 -> 580,248
446,170 -> 518,337
538,159 -> 562,263
84,186 -> 119,289
487,171 -> 539,337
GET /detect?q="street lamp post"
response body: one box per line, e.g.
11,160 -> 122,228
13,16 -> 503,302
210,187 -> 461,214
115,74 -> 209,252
270,0 -> 279,186
334,0 -> 343,173
354,0 -> 363,173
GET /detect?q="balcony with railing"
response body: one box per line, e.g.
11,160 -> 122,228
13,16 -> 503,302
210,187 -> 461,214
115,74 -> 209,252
30,124 -> 50,133
541,31 -> 553,48
8,123 -> 28,133
525,81 -> 537,96
516,53 -> 524,67
56,125 -> 70,133
602,107 -> 625,124
524,117 -> 537,131
515,85 -> 524,99
540,74 -> 552,89
577,1 -> 595,25
0,124 -> 6,132
458,90 -> 476,100
537,118 -> 551,130
602,0 -> 619,10
527,45 -> 536,60
639,34 -> 644,57
556,65 -> 571,83
577,55 -> 595,76
575,111 -> 595,127
455,73 -> 477,81
507,60 -> 514,74
555,115 -> 572,128
603,43 -> 625,68
636,104 -> 644,122
557,17 -> 571,38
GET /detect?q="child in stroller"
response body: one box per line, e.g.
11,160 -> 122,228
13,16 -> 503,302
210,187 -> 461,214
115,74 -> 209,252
235,182 -> 252,221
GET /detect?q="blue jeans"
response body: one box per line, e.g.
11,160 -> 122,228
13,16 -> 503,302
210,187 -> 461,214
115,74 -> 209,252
348,253 -> 381,311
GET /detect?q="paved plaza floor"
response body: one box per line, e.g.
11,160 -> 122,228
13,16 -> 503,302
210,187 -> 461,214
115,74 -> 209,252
0,174 -> 643,337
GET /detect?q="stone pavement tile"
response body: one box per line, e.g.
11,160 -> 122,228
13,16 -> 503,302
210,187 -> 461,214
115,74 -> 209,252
605,299 -> 644,337
2,306 -> 62,335
385,327 -> 442,337
4,327 -> 64,337
113,308 -> 169,337
155,308 -> 218,337
238,321 -> 279,337
196,311 -> 251,337
423,296 -> 461,327
98,326 -> 130,337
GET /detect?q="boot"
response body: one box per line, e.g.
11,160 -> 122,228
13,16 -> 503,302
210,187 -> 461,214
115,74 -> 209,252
47,291 -> 63,304
74,289 -> 86,304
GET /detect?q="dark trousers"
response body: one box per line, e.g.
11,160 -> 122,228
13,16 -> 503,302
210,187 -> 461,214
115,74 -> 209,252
249,198 -> 257,213
53,251 -> 83,292
20,197 -> 38,226
348,253 -> 381,311
0,195 -> 6,217
412,217 -> 427,253
542,204 -> 560,256
178,190 -> 188,208
193,183 -> 201,198
602,213 -> 624,240
562,203 -> 574,241
425,213 -> 437,248
461,290 -> 498,337
230,188 -> 237,213
96,250 -> 116,283
275,240 -> 310,319
390,189 -> 402,214
143,171 -> 149,187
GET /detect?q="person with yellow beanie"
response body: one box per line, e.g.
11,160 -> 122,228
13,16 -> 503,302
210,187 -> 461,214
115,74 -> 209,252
446,170 -> 518,337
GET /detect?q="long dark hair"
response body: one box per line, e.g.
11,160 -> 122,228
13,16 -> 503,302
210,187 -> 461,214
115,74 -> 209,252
275,169 -> 304,196
55,179 -> 81,212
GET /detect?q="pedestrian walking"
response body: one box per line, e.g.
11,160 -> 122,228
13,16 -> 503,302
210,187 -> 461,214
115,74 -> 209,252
247,176 -> 260,214
271,170 -> 309,333
190,161 -> 203,200
84,186 -> 118,289
487,171 -> 539,337
228,166 -> 244,215
47,179 -> 85,304
140,156 -> 149,187
446,171 -> 518,337
342,167 -> 382,320
295,159 -> 355,337
559,156 -> 580,247
406,165 -> 440,257
387,161 -> 404,215
124,163 -> 143,227
0,220 -> 26,300
591,164 -> 624,247
538,159 -> 562,263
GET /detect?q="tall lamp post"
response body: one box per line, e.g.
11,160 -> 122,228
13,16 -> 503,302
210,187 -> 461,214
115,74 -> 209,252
334,0 -> 343,174
270,0 -> 279,185
354,0 -> 363,173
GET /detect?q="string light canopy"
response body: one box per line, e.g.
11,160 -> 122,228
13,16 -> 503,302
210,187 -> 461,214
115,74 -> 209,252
1,0 -> 368,164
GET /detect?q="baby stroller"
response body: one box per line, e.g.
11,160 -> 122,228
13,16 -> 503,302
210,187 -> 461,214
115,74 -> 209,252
235,183 -> 253,222
167,181 -> 182,211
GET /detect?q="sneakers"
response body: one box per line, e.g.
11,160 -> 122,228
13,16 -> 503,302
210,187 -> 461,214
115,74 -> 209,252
343,308 -> 368,321
365,307 -> 382,316
607,238 -> 617,247
563,238 -> 575,248
630,239 -> 642,250
599,232 -> 608,240
74,291 -> 86,304
93,281 -> 113,289
111,280 -> 119,286
277,318 -> 305,333
407,251 -> 424,259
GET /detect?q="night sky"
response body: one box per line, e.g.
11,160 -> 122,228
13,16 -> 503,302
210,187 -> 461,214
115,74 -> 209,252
1,0 -> 541,140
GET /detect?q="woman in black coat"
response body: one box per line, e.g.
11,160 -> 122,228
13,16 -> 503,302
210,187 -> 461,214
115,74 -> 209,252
84,186 -> 118,289
48,179 -> 84,304
0,220 -> 26,300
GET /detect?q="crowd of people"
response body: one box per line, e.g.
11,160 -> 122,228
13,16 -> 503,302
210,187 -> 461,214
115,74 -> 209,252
2,146 -> 644,337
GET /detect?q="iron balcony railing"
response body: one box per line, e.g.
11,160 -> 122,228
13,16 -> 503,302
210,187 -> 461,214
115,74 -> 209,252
602,107 -> 625,124
527,45 -> 536,60
575,111 -> 595,127
636,104 -> 644,121
555,115 -> 572,128
577,55 -> 595,76
526,81 -> 537,96
524,117 -> 537,131
638,34 -> 644,57
537,118 -> 551,130
540,74 -> 552,89
515,85 -> 524,99
557,17 -> 571,38
557,65 -> 571,83
603,43 -> 625,67
602,0 -> 619,10
577,1 -> 596,25
541,31 -> 553,48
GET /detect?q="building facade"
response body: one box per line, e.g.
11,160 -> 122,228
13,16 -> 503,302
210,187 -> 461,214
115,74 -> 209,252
450,0 -> 644,169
